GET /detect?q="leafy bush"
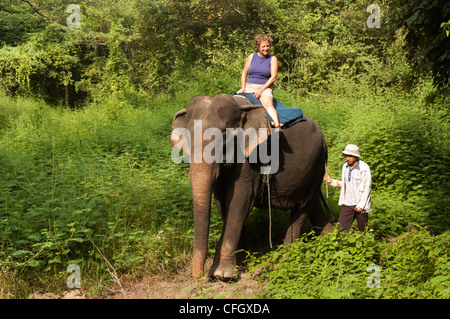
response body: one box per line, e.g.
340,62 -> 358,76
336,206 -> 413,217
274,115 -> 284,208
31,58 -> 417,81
379,228 -> 450,298
249,228 -> 449,299
0,93 -> 194,290
249,228 -> 382,298
355,93 -> 449,235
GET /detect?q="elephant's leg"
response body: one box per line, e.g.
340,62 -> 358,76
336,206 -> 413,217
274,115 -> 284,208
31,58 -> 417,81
213,176 -> 229,220
212,177 -> 257,280
236,224 -> 251,264
209,225 -> 250,279
209,231 -> 225,278
284,203 -> 310,244
308,194 -> 334,235
209,186 -> 227,278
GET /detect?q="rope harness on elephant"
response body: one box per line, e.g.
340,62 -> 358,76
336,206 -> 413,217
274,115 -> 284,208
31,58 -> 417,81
261,170 -> 273,249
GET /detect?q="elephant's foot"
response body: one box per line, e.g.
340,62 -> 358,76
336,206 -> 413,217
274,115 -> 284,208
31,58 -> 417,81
192,267 -> 204,280
320,222 -> 335,235
209,258 -> 238,281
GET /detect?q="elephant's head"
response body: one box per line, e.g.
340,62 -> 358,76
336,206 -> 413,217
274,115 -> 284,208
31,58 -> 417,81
170,94 -> 273,278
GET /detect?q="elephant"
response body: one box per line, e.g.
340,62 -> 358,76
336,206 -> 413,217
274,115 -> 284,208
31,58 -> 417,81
170,93 -> 334,280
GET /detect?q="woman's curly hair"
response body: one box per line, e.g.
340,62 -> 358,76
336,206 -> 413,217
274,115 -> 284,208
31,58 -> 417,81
254,34 -> 273,49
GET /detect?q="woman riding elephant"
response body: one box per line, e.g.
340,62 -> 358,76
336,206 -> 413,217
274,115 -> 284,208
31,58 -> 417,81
239,34 -> 282,129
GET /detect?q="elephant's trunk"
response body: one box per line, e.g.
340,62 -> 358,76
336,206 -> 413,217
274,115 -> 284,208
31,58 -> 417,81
189,162 -> 216,279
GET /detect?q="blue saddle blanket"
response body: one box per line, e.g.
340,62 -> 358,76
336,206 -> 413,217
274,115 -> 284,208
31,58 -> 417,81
232,93 -> 306,128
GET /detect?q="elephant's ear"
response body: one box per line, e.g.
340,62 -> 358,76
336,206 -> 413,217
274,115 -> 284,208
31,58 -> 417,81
239,105 -> 271,158
170,108 -> 190,155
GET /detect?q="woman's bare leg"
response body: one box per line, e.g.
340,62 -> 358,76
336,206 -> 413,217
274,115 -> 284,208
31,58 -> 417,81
260,95 -> 281,127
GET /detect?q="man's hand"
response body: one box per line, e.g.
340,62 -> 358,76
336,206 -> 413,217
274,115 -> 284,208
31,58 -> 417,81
324,173 -> 332,184
354,207 -> 363,213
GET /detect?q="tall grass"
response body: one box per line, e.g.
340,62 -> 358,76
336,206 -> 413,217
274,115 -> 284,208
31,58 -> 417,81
0,93 -> 195,297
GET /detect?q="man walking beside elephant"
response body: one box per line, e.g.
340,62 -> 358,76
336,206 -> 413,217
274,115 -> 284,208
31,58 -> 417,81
324,144 -> 372,231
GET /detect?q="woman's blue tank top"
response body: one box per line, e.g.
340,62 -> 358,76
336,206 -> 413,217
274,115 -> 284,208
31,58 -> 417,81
247,53 -> 272,85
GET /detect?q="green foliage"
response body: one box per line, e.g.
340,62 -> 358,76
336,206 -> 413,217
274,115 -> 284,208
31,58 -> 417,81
249,228 -> 382,298
0,27 -> 81,105
380,228 -> 450,298
385,0 -> 450,88
0,0 -> 430,104
270,0 -> 391,91
360,101 -> 449,234
0,93 -> 195,294
0,0 -> 46,46
249,228 -> 449,299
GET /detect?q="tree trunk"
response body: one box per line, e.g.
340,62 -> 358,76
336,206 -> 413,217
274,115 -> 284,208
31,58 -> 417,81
65,84 -> 69,108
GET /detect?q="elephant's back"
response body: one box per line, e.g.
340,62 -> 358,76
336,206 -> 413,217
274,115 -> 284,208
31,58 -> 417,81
268,116 -> 326,208
287,115 -> 323,139
282,115 -> 326,164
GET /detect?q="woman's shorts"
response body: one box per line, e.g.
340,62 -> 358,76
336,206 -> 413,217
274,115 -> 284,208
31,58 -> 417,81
245,83 -> 273,98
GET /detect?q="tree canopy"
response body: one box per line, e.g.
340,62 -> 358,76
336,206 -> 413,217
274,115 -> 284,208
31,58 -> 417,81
386,0 -> 450,89
0,0 -> 448,105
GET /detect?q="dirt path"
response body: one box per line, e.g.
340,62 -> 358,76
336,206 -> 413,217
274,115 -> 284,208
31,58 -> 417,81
112,273 -> 262,299
112,261 -> 263,299
29,259 -> 264,299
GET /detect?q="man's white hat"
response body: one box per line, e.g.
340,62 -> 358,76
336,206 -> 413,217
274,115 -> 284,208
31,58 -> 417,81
342,144 -> 360,157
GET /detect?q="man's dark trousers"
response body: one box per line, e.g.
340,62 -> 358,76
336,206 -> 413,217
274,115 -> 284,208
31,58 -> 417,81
338,205 -> 368,231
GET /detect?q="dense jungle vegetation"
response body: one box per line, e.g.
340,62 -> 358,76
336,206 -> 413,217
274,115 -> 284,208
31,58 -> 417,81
0,0 -> 448,298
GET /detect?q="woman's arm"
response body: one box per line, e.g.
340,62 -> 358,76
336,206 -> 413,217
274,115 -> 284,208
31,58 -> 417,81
240,54 -> 253,93
254,56 -> 278,99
